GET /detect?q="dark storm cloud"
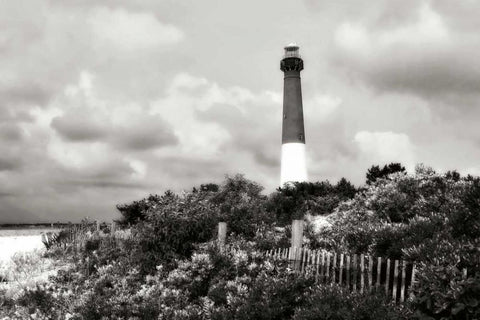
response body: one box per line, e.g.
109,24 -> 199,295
335,49 -> 480,98
331,2 -> 480,101
51,115 -> 107,142
196,101 -> 281,169
0,124 -> 24,142
0,82 -> 51,106
0,200 -> 41,224
50,159 -> 146,193
62,180 -> 145,189
0,192 -> 15,198
253,151 -> 279,168
152,156 -> 228,190
0,157 -> 21,171
113,119 -> 179,151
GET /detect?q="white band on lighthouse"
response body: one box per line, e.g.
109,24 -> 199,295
280,143 -> 307,186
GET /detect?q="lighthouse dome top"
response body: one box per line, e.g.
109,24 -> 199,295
283,43 -> 301,58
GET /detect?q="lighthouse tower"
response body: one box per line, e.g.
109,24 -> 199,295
280,44 -> 307,186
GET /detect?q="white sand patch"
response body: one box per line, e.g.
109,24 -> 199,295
0,235 -> 46,264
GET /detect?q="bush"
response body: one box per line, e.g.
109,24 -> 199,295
116,193 -> 164,226
212,174 -> 272,239
227,273 -> 315,320
268,180 -> 357,226
293,285 -> 411,320
131,191 -> 218,275
412,264 -> 480,319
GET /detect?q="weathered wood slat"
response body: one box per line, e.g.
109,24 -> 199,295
346,255 -> 351,289
309,250 -> 315,276
360,254 -> 365,293
409,264 -> 416,299
339,254 -> 344,285
326,252 -> 331,281
376,257 -> 382,290
302,249 -> 308,272
400,260 -> 406,302
320,251 -> 325,283
385,259 -> 391,294
368,256 -> 373,292
332,253 -> 337,283
393,260 -> 399,301
353,254 -> 357,291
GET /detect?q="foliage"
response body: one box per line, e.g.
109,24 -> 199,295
412,264 -> 480,319
116,193 -> 163,226
211,174 -> 273,239
268,179 -> 357,225
366,162 -> 406,185
131,191 -> 218,275
293,285 -> 411,320
318,165 -> 480,263
4,168 -> 480,319
311,165 -> 480,320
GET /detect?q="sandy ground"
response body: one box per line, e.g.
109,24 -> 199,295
0,231 -> 69,299
0,228 -> 59,237
0,235 -> 46,263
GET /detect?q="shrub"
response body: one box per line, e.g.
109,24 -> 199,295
268,180 -> 356,226
131,191 -> 218,275
212,174 -> 272,239
216,272 -> 315,320
16,285 -> 57,316
412,264 -> 480,319
116,193 -> 164,226
293,285 -> 411,320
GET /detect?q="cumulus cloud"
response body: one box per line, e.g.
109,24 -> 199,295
88,7 -> 184,51
2,0 -> 480,223
332,2 -> 480,100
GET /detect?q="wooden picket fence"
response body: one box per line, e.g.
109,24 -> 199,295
265,247 -> 416,303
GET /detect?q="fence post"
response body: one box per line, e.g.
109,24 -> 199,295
111,222 -> 116,233
290,219 -> 303,271
96,220 -> 100,232
218,222 -> 227,249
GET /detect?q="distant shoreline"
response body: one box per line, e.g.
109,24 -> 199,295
0,227 -> 61,238
0,223 -> 72,228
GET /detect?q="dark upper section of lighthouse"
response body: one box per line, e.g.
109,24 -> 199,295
281,44 -> 305,144
280,44 -> 304,72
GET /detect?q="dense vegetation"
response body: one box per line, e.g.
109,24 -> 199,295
1,166 -> 479,319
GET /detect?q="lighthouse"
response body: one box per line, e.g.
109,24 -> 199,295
280,44 -> 307,186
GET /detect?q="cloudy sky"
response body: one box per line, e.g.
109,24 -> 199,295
1,0 -> 480,223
